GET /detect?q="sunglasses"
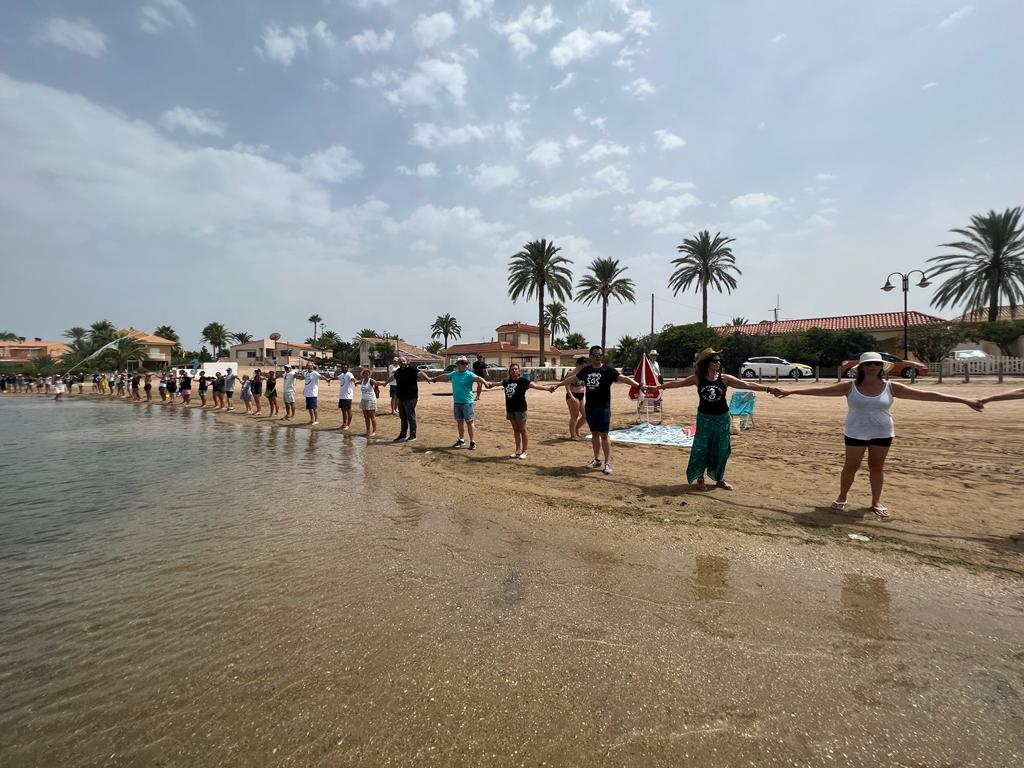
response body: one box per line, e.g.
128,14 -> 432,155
709,358 -> 722,364
861,361 -> 883,367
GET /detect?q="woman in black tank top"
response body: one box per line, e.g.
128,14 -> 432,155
659,348 -> 779,491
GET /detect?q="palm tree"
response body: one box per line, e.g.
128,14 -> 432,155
508,239 -> 574,363
425,340 -> 444,354
154,325 -> 179,343
105,337 -> 147,370
564,331 -> 588,349
233,331 -> 253,344
575,258 -> 637,350
63,327 -> 87,344
318,330 -> 341,351
88,319 -> 117,345
928,207 -> 1024,322
0,331 -> 19,341
356,328 -> 378,339
201,322 -> 233,358
730,316 -> 749,326
308,314 -> 323,347
670,230 -> 741,326
430,313 -> 463,350
543,302 -> 571,341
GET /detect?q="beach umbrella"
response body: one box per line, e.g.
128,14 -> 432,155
628,353 -> 662,423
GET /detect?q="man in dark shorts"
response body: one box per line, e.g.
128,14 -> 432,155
179,369 -> 192,406
559,345 -> 644,475
223,368 -> 237,411
336,362 -> 356,431
385,356 -> 432,442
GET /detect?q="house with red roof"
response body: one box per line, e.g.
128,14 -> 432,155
442,322 -> 562,368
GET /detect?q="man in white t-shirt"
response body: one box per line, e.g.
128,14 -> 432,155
648,349 -> 663,384
387,356 -> 399,415
282,366 -> 298,420
335,362 -> 356,431
302,362 -> 332,426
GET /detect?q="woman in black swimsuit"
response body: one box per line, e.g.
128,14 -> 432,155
265,371 -> 279,418
550,356 -> 588,439
197,372 -> 208,407
143,373 -> 152,402
211,372 -> 225,410
250,369 -> 263,417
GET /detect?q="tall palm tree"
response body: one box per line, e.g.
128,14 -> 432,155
0,331 -> 19,341
508,239 -> 574,363
356,328 -> 378,339
730,316 -> 749,326
928,207 -> 1024,322
154,325 -> 179,343
575,258 -> 637,350
105,337 -> 147,370
543,302 -> 571,341
308,314 -> 323,347
669,230 -> 741,326
63,327 -> 88,345
430,313 -> 463,350
318,330 -> 341,351
201,322 -> 233,358
88,319 -> 117,345
233,331 -> 253,344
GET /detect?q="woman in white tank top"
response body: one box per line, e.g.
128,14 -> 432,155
778,352 -> 983,519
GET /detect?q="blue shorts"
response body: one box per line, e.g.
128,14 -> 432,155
585,405 -> 611,433
453,402 -> 475,421
305,396 -> 318,411
389,385 -> 397,397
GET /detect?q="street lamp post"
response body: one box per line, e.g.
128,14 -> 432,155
881,270 -> 931,360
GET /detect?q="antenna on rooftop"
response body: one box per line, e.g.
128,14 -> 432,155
769,296 -> 782,322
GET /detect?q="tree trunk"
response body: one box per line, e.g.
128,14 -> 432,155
702,284 -> 708,326
989,281 -> 1000,322
600,298 -> 608,350
538,281 -> 546,366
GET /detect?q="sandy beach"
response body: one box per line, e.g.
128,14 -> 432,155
33,375 -> 1022,575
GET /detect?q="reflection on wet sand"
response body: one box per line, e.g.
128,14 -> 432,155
839,573 -> 894,642
693,554 -> 731,603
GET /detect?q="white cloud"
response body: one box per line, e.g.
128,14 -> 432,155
258,26 -> 305,65
140,0 -> 196,34
508,92 -> 531,113
815,172 -> 837,182
648,177 -> 695,193
653,129 -> 685,150
411,122 -> 491,148
159,106 -> 226,137
580,141 -> 629,163
36,18 -> 107,58
565,134 -> 585,150
804,213 -> 834,228
551,72 -> 575,90
384,59 -> 468,107
351,0 -> 397,8
310,21 -> 335,48
937,5 -> 975,29
591,165 -> 631,194
526,139 -> 562,168
495,5 -> 562,58
625,193 -> 700,230
624,77 -> 656,100
412,12 -> 456,49
550,28 -> 623,68
299,145 -> 364,183
396,162 -> 440,177
318,78 -> 338,92
734,218 -> 773,234
730,192 -> 782,212
470,164 -> 521,191
771,33 -> 786,43
529,189 -> 599,211
503,121 -> 524,146
460,0 -> 494,20
572,107 -> 607,130
624,9 -> 655,37
922,81 -> 938,90
350,29 -> 395,53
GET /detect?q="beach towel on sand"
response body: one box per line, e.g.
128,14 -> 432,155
601,423 -> 695,447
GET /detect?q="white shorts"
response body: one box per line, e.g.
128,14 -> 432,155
283,391 -> 296,404
361,402 -> 377,412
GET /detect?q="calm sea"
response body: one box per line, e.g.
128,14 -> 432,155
1,397 -> 1022,767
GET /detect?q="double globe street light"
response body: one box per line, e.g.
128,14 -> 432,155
882,270 -> 931,361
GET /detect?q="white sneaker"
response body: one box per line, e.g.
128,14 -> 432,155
585,458 -> 601,469
603,463 -> 612,475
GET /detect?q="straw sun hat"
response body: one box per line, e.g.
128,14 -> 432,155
695,347 -> 721,365
852,351 -> 894,372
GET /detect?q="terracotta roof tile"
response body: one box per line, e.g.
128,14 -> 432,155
952,306 -> 1023,323
713,311 -> 947,336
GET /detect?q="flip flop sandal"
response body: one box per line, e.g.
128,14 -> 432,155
830,500 -> 848,511
871,505 -> 891,519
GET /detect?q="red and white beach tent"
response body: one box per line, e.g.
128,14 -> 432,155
628,353 -> 662,422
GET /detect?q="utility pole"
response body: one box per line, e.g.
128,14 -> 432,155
650,294 -> 655,336
770,296 -> 781,322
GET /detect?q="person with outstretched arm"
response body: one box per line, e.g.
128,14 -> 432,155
980,387 -> 1024,404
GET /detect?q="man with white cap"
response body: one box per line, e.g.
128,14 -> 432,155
430,356 -> 492,450
648,349 -> 663,384
281,365 -> 299,420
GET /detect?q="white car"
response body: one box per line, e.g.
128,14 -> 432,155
740,356 -> 813,379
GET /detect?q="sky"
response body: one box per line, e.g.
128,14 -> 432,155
1,0 -> 1022,351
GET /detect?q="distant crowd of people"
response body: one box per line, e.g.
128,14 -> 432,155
4,348 -> 1023,519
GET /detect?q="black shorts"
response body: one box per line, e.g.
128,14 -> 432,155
844,435 -> 894,447
566,391 -> 585,402
338,398 -> 352,410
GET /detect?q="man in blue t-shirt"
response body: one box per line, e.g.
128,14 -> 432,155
430,356 -> 492,450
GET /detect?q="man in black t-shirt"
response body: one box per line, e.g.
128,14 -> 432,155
473,354 -> 488,401
385,356 -> 432,442
558,345 -> 645,476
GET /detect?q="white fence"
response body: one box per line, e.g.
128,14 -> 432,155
928,356 -> 1024,378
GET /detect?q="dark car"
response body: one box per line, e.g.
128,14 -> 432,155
840,352 -> 928,379
621,365 -> 635,376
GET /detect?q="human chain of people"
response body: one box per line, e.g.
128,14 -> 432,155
4,347 -> 1023,520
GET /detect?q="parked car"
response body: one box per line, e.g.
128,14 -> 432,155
949,348 -> 991,362
839,352 -> 927,379
740,356 -> 814,379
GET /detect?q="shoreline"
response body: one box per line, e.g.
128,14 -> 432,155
7,380 -> 1023,578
